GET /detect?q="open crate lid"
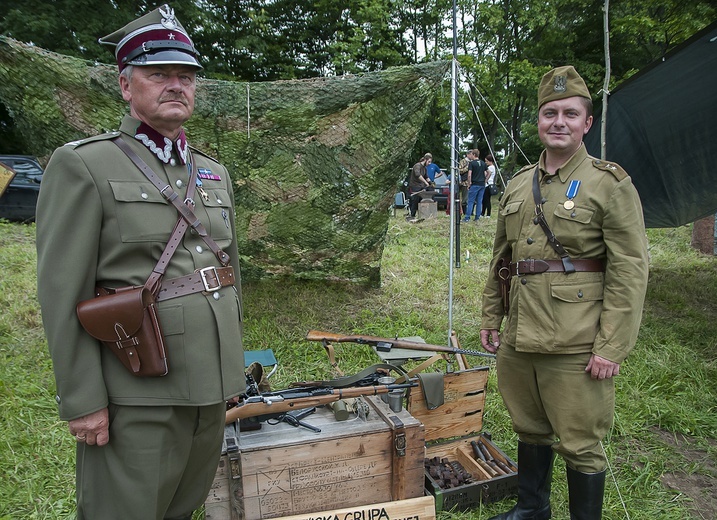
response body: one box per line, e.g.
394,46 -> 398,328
407,366 -> 489,443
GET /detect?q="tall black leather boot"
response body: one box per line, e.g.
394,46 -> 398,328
567,467 -> 606,520
488,442 -> 554,520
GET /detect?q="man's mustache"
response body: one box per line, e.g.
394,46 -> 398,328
160,96 -> 188,106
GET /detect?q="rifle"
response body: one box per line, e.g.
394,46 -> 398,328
305,330 -> 496,359
225,382 -> 415,424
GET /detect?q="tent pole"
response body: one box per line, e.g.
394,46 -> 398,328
447,0 -> 459,348
600,0 -> 611,160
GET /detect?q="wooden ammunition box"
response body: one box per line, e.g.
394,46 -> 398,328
408,367 -> 518,512
206,395 -> 425,520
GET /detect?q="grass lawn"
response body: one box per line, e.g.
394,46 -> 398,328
1,213 -> 716,519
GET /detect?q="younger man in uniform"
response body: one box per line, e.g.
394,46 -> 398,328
480,66 -> 649,519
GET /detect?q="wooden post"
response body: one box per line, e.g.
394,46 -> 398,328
691,215 -> 716,255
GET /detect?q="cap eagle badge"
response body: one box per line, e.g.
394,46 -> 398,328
159,4 -> 178,30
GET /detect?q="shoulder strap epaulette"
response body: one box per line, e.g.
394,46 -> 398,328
189,145 -> 219,163
592,159 -> 628,181
64,131 -> 121,148
513,164 -> 535,178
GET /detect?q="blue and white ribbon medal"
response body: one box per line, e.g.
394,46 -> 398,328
563,180 -> 581,210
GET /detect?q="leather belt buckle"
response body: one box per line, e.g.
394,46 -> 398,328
197,266 -> 221,292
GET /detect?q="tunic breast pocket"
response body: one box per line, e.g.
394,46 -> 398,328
501,199 -> 524,242
109,180 -> 175,242
552,204 -> 597,252
201,188 -> 234,245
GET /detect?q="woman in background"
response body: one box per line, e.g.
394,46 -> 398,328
482,154 -> 497,218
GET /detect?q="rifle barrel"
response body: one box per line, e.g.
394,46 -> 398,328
305,330 -> 495,359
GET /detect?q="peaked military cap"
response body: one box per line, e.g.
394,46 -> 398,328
99,4 -> 202,71
538,66 -> 590,107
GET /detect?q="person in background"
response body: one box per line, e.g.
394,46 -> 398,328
425,158 -> 442,183
408,153 -> 432,218
480,66 -> 649,520
35,5 -> 245,519
458,151 -> 471,215
481,154 -> 496,218
463,148 -> 486,222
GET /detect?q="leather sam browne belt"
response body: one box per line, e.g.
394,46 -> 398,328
97,266 -> 235,302
508,259 -> 604,276
157,266 -> 235,301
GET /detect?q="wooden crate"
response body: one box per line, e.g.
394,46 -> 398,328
207,394 -> 425,520
408,367 -> 518,512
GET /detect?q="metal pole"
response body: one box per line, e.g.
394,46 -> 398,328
600,0 -> 610,160
447,0 -> 459,346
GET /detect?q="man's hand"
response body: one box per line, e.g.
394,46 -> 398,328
480,329 -> 500,354
68,408 -> 110,446
585,354 -> 620,380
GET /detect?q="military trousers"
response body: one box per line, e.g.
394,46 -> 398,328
496,345 -> 615,473
76,402 -> 225,520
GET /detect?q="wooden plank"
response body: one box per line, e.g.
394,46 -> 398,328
265,496 -> 436,520
408,367 -> 488,442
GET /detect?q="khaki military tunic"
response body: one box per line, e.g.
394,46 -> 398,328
482,144 -> 648,363
37,116 -> 245,420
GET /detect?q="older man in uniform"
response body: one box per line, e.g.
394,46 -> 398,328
480,66 -> 649,519
36,5 -> 244,519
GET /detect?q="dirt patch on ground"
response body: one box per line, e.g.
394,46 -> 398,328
652,427 -> 717,519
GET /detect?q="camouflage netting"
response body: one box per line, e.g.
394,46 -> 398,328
0,37 -> 449,285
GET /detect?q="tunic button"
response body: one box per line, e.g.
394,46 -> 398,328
578,290 -> 584,298
55,395 -> 61,404
571,212 -> 577,218
213,292 -> 221,300
176,179 -> 183,188
521,278 -> 528,285
546,179 -> 552,184
170,158 -> 177,167
541,197 -> 547,204
196,246 -> 203,253
141,192 -> 148,200
216,199 -> 222,204
527,238 -> 534,245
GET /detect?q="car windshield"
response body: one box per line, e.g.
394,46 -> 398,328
5,159 -> 43,185
13,161 -> 43,182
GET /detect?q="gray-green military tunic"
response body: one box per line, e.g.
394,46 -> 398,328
36,115 -> 245,518
481,143 -> 648,472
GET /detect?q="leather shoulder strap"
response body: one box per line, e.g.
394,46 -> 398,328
112,137 -> 231,267
532,166 -> 575,273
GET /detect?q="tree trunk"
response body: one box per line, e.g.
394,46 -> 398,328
691,215 -> 716,255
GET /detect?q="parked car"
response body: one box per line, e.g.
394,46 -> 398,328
0,155 -> 44,222
404,168 -> 454,210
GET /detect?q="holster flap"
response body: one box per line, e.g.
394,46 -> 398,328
76,286 -> 151,342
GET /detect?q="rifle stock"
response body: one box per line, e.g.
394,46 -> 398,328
305,330 -> 495,358
225,383 -> 413,424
